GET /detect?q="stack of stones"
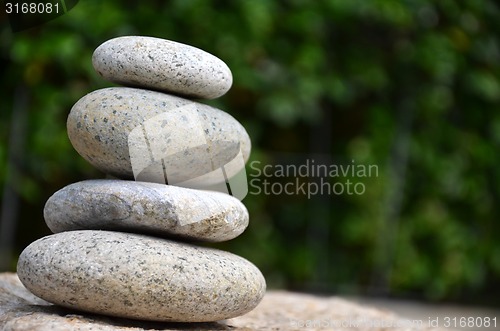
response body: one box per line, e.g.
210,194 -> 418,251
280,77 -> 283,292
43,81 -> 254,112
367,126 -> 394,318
17,36 -> 266,322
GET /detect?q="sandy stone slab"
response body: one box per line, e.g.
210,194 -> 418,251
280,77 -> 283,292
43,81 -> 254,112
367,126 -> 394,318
93,36 -> 232,99
17,231 -> 266,323
67,87 -> 250,183
1,272 -> 445,331
44,179 -> 248,242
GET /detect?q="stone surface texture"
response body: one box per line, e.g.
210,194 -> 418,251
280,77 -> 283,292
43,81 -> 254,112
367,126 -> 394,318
92,36 -> 232,99
67,87 -> 250,181
44,179 -> 249,242
1,272 -> 444,331
17,231 -> 265,322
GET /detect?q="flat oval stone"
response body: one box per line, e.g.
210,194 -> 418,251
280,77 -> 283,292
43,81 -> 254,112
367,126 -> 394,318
92,36 -> 232,99
67,87 -> 251,183
17,231 -> 266,322
44,179 -> 248,242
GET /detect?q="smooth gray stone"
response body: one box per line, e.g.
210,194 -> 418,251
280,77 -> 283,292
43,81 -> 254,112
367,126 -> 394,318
92,36 -> 232,99
17,231 -> 266,322
67,87 -> 251,183
44,179 -> 248,242
3,272 -> 443,331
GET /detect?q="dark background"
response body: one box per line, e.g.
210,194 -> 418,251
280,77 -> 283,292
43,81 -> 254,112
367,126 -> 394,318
1,0 -> 499,306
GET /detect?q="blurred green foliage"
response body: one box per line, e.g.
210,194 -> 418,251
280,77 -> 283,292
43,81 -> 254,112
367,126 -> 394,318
1,0 -> 499,305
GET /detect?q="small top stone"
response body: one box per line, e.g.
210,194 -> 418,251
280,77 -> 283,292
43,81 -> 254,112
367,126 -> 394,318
92,36 -> 233,99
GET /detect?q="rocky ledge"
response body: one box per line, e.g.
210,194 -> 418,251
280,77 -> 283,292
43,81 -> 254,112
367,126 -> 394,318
0,272 -> 443,331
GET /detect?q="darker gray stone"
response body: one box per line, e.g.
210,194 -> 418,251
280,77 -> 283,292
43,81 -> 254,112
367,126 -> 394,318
44,179 -> 249,242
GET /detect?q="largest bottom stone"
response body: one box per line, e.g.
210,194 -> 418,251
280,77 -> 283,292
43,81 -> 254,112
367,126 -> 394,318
17,230 -> 266,322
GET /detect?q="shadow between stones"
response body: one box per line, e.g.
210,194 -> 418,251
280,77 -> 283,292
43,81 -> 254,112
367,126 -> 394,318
23,303 -> 234,330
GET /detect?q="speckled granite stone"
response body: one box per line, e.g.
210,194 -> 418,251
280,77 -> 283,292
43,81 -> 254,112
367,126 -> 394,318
2,272 -> 451,331
67,87 -> 250,181
17,231 -> 266,322
44,179 -> 249,242
92,36 -> 232,99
